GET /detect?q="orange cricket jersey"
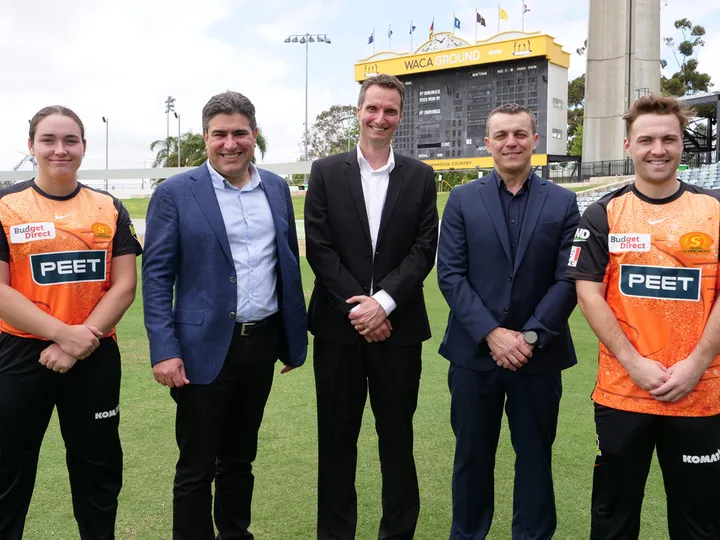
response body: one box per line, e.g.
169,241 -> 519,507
568,181 -> 720,417
0,180 -> 142,339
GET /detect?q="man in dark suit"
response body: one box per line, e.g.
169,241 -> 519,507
142,91 -> 307,540
438,103 -> 579,540
305,74 -> 438,540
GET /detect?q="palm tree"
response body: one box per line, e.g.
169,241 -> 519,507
151,129 -> 267,168
255,130 -> 267,162
150,133 -> 207,168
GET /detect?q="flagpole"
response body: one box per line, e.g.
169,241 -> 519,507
373,28 -> 376,54
453,12 -> 455,36
522,0 -> 525,31
410,20 -> 413,52
498,4 -> 500,34
475,10 -> 478,42
389,25 -> 392,51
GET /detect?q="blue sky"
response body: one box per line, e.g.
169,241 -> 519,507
0,0 -> 718,171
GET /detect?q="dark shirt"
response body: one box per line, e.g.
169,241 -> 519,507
496,173 -> 532,263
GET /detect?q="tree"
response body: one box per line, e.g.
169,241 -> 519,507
661,19 -> 713,96
255,131 -> 267,162
565,39 -> 587,155
151,128 -> 268,169
568,124 -> 583,157
151,133 -> 206,168
303,105 -> 360,160
567,73 -> 585,155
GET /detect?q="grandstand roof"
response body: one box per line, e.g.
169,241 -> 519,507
678,91 -> 719,119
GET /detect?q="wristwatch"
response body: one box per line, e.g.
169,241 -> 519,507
523,330 -> 538,346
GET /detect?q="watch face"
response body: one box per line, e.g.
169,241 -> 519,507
524,331 -> 538,345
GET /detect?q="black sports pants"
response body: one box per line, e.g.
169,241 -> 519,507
592,403 -> 720,540
0,333 -> 123,540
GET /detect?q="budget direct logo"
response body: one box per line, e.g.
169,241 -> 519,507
680,232 -> 713,254
609,233 -> 651,253
9,222 -> 56,244
619,264 -> 701,302
30,250 -> 107,286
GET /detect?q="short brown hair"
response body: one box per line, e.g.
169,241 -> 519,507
202,91 -> 257,134
486,103 -> 537,136
624,95 -> 696,135
357,74 -> 405,112
29,106 -> 85,142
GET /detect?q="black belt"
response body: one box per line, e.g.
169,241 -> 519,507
234,313 -> 279,337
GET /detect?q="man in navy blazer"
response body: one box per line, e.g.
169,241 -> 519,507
438,104 -> 579,540
142,91 -> 307,540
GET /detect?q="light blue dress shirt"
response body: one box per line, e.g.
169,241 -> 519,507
207,161 -> 278,322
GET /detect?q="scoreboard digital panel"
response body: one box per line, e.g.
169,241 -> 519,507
392,57 -> 550,162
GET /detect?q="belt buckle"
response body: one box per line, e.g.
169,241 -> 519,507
240,322 -> 255,336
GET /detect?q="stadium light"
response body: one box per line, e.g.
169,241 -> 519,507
174,112 -> 181,167
284,33 -> 332,182
164,96 -> 176,151
102,117 -> 109,190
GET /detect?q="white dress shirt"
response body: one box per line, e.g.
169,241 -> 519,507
356,145 -> 397,316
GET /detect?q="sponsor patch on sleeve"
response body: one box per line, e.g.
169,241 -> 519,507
10,222 -> 56,244
574,228 -> 590,242
568,246 -> 581,267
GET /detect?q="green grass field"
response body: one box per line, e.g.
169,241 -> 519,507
122,183 -> 593,222
21,259 -> 671,539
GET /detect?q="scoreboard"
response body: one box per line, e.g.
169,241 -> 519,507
394,57 -> 549,162
355,31 -> 570,170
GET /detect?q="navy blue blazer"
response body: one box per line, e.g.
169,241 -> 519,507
142,163 -> 307,384
437,171 -> 579,373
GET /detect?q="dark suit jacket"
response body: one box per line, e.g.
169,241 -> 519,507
142,163 -> 307,385
305,149 -> 438,345
437,170 -> 579,373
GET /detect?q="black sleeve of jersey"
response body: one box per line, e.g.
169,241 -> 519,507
566,201 -> 609,282
0,221 -> 8,263
112,199 -> 143,257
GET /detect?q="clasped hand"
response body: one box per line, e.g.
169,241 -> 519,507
627,353 -> 705,403
487,328 -> 533,371
39,324 -> 105,374
346,295 -> 391,343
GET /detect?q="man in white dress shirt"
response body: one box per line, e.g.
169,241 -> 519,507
304,74 -> 439,540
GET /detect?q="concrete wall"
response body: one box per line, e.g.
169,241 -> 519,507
583,0 -> 660,162
547,62 -> 569,155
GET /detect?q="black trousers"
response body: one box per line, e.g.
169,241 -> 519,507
171,319 -> 279,540
591,404 -> 720,540
0,333 -> 123,540
313,338 -> 422,540
448,364 -> 562,540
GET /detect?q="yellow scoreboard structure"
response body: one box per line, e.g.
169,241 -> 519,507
354,31 -> 570,171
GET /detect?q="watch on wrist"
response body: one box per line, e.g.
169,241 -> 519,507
523,330 -> 538,346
